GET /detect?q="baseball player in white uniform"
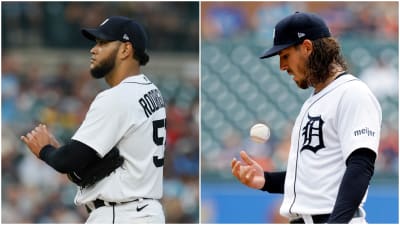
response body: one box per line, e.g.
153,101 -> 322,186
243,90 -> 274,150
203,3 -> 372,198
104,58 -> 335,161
231,12 -> 381,224
21,16 -> 166,223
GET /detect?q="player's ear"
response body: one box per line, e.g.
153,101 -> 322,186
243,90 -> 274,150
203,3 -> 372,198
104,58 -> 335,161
119,42 -> 133,60
302,39 -> 313,56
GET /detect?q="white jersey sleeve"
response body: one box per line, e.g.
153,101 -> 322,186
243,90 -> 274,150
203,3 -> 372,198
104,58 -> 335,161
337,81 -> 382,159
72,88 -> 137,157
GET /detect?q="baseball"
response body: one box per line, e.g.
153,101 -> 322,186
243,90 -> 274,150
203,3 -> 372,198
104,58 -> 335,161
250,123 -> 270,143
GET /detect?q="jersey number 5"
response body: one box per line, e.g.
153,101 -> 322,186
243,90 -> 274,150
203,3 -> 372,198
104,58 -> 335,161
152,118 -> 166,167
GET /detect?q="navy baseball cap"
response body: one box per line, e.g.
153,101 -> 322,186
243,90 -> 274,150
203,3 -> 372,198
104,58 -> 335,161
260,12 -> 331,59
81,16 -> 148,54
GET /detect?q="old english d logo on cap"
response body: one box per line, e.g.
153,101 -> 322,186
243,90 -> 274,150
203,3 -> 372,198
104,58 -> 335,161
81,16 -> 148,54
100,18 -> 109,26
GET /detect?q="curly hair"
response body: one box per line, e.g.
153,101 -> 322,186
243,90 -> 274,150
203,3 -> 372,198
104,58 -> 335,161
305,37 -> 348,86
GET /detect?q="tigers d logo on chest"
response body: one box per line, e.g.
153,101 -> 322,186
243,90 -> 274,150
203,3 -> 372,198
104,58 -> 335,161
301,114 -> 325,153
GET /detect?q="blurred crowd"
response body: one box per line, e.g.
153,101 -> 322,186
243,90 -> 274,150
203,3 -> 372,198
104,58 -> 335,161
202,2 -> 398,41
201,1 -> 398,180
2,2 -> 199,223
2,2 -> 199,51
2,52 -> 199,223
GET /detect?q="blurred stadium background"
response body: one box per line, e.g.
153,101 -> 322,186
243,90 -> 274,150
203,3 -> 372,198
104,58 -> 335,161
2,2 -> 198,223
201,2 -> 398,223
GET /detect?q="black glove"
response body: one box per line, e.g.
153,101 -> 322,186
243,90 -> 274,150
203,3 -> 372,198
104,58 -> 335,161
67,147 -> 124,188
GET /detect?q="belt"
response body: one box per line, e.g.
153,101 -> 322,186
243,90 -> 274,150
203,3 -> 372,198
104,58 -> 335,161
289,209 -> 362,224
85,198 -> 153,213
290,214 -> 330,224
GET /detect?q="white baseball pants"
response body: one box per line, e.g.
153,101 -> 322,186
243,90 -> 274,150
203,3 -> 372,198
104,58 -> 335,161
85,199 -> 165,224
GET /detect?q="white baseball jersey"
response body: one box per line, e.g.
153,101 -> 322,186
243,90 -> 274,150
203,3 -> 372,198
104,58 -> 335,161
71,74 -> 166,205
280,74 -> 381,217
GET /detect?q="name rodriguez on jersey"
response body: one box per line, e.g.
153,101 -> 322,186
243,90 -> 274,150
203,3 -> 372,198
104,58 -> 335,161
138,88 -> 165,118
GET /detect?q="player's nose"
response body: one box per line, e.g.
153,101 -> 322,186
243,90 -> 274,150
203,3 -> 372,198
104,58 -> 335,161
279,60 -> 288,71
90,45 -> 97,54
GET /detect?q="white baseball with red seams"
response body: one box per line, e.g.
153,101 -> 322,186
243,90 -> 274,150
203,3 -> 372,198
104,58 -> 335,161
250,123 -> 270,143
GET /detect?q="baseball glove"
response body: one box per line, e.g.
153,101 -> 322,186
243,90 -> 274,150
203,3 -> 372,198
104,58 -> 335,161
67,147 -> 124,188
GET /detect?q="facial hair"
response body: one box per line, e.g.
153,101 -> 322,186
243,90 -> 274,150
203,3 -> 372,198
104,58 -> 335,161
296,76 -> 310,89
90,47 -> 119,79
295,56 -> 311,89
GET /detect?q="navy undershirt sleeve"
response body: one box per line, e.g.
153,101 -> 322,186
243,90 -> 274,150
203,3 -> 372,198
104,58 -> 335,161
260,171 -> 286,193
39,140 -> 101,173
327,148 -> 376,223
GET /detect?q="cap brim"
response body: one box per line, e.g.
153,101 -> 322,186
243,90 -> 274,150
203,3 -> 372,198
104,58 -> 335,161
259,43 -> 295,59
81,28 -> 115,41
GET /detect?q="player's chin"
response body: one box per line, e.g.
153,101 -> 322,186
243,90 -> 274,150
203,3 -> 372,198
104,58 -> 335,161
294,79 -> 309,89
90,67 -> 107,79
